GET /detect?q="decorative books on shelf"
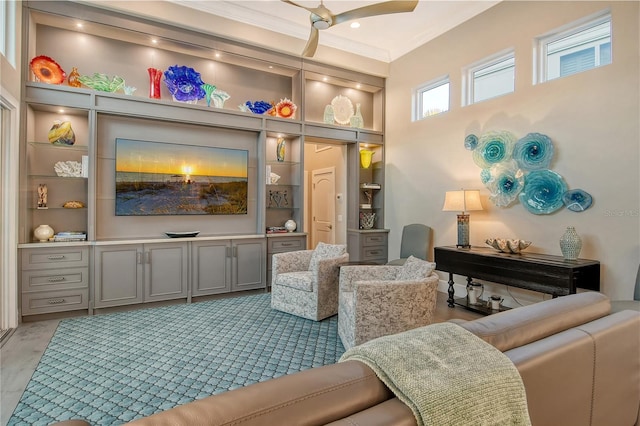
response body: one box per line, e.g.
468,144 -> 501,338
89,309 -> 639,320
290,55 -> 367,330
52,231 -> 87,242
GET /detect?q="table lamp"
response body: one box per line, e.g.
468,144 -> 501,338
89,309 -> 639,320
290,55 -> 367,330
442,189 -> 483,248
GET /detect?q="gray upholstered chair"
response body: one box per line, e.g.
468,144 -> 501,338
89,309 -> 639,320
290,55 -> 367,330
338,256 -> 439,349
271,242 -> 349,321
387,223 -> 431,266
610,264 -> 640,313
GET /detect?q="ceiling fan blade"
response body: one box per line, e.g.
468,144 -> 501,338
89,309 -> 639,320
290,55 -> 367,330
302,26 -> 320,57
333,0 -> 419,26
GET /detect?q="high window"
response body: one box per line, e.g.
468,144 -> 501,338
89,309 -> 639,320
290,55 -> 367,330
536,12 -> 611,83
0,0 -> 16,66
464,51 -> 515,105
413,77 -> 449,120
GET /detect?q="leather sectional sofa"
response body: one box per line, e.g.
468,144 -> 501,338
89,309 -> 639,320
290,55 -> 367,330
59,292 -> 639,425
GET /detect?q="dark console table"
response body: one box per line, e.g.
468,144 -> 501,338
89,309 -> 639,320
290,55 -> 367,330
434,246 -> 600,315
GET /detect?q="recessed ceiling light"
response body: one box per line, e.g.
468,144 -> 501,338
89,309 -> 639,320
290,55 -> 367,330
268,65 -> 273,69
58,109 -> 65,114
76,23 -> 83,29
323,77 -> 328,82
350,22 -> 360,29
151,38 -> 158,44
356,83 -> 361,89
215,53 -> 221,58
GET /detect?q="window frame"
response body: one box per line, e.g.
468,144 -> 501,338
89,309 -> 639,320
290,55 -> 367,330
0,0 -> 16,67
412,75 -> 450,121
462,49 -> 515,106
534,10 -> 611,84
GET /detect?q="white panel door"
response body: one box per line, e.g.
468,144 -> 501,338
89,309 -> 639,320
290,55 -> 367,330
311,167 -> 336,248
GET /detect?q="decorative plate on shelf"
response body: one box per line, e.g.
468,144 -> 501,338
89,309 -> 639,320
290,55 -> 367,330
165,231 -> 200,238
29,55 -> 66,84
330,95 -> 354,125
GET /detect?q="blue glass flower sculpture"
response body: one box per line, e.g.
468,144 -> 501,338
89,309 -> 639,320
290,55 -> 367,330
164,65 -> 206,103
484,160 -> 525,207
562,189 -> 593,212
518,169 -> 567,215
464,134 -> 478,150
513,133 -> 554,171
472,130 -> 516,169
244,100 -> 273,114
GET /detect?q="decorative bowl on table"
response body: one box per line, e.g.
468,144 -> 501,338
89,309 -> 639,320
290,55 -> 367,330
485,238 -> 531,254
77,73 -> 125,92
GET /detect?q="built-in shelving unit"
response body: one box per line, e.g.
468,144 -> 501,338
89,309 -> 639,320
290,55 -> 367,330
18,0 -> 386,318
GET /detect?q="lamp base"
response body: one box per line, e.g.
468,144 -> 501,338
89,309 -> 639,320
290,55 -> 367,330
456,214 -> 470,248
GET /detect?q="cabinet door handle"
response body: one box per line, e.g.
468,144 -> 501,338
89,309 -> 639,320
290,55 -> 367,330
226,247 -> 231,258
48,298 -> 66,304
47,255 -> 66,260
370,250 -> 380,255
281,242 -> 293,247
145,252 -> 151,264
47,276 -> 66,282
137,252 -> 142,264
370,237 -> 381,242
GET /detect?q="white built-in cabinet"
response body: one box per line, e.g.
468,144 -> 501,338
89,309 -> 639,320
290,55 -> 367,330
18,1 -> 385,318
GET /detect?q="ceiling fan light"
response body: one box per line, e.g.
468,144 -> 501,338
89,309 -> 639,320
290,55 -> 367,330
312,19 -> 330,30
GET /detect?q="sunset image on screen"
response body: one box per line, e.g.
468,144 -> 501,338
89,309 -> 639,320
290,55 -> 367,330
115,139 -> 248,216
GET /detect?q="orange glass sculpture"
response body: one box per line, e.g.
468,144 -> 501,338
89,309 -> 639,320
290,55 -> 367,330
68,67 -> 81,87
30,55 -> 66,84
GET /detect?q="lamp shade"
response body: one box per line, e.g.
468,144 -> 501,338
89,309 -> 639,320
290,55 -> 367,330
442,190 -> 483,213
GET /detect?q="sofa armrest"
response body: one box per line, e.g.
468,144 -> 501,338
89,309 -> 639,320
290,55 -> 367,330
339,265 -> 400,292
272,250 -> 313,275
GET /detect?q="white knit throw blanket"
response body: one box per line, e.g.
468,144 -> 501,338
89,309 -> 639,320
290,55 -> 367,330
340,322 -> 532,426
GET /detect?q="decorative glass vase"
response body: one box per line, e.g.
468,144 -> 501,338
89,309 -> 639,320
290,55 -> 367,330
360,149 -> 374,169
276,138 -> 286,162
323,105 -> 334,125
350,103 -> 364,128
560,226 -> 582,260
34,224 -> 54,242
359,212 -> 376,229
67,67 -> 81,87
147,67 -> 163,99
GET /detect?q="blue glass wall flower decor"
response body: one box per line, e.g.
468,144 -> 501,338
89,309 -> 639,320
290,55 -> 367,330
484,160 -> 525,207
518,169 -> 567,215
472,130 -> 516,169
562,189 -> 593,212
513,133 -> 554,171
164,65 -> 206,103
464,134 -> 478,150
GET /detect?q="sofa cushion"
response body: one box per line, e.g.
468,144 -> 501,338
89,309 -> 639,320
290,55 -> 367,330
309,242 -> 347,272
275,271 -> 314,292
396,256 -> 436,281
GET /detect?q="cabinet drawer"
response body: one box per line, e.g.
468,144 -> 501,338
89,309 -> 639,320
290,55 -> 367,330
362,246 -> 388,261
22,289 -> 89,315
22,267 -> 88,292
363,234 -> 387,247
270,238 -> 305,252
22,247 -> 89,270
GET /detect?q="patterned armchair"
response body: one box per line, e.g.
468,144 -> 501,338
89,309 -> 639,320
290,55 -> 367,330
338,256 -> 439,349
271,242 -> 349,321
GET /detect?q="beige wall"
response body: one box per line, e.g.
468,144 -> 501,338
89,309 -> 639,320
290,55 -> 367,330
385,1 -> 639,301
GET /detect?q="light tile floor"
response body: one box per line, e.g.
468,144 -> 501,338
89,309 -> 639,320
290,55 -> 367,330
0,292 -> 480,425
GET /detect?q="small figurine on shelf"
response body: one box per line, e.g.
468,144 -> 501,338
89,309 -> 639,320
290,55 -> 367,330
276,138 -> 286,162
147,67 -> 163,99
323,105 -> 335,125
67,67 -> 81,87
37,184 -> 48,209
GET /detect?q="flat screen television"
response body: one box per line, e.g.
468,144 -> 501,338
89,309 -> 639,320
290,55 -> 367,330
115,138 -> 248,216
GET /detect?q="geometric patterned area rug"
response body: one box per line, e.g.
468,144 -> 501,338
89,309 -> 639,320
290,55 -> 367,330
8,293 -> 344,425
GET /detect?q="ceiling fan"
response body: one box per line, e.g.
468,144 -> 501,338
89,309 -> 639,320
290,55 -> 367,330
282,0 -> 419,57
